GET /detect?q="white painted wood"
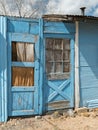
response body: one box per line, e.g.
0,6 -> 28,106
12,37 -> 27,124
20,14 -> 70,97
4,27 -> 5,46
75,21 -> 80,108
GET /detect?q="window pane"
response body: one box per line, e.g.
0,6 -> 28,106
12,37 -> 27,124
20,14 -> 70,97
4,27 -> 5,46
46,50 -> 53,61
63,62 -> 70,72
46,38 -> 70,80
12,42 -> 34,62
55,62 -> 62,73
46,62 -> 54,73
63,39 -> 70,50
53,39 -> 63,50
54,50 -> 63,61
63,50 -> 70,61
25,43 -> 34,62
12,67 -> 34,86
46,39 -> 53,49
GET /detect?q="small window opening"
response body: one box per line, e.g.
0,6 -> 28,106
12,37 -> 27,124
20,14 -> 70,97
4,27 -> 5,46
12,67 -> 34,86
12,42 -> 34,86
12,42 -> 34,62
46,38 -> 70,80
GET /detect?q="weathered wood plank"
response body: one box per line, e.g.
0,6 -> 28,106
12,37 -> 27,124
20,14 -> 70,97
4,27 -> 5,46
44,21 -> 75,34
7,19 -> 39,34
0,16 -> 7,122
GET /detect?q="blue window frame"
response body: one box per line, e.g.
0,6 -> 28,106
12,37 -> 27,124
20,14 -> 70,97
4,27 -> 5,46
46,38 -> 70,80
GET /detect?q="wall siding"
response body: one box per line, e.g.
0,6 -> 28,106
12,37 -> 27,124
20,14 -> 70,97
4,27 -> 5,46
79,22 -> 98,107
44,21 -> 75,34
0,16 -> 7,122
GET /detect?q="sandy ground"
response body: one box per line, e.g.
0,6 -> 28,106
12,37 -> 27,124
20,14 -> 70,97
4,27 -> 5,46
0,111 -> 98,130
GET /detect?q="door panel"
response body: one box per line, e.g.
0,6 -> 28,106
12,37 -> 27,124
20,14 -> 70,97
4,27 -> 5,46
8,33 -> 39,116
44,38 -> 74,111
12,91 -> 34,110
12,67 -> 34,86
45,79 -> 71,110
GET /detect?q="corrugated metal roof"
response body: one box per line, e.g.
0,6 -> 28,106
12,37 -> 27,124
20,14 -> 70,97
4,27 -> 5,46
1,14 -> 98,22
43,14 -> 98,22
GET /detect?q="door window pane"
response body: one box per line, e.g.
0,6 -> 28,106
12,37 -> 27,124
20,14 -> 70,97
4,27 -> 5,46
46,50 -> 53,61
53,39 -> 63,50
55,62 -> 62,73
54,50 -> 63,61
12,42 -> 34,62
63,39 -> 70,50
63,62 -> 70,72
63,51 -> 70,61
46,39 -> 53,49
46,62 -> 54,73
12,67 -> 34,86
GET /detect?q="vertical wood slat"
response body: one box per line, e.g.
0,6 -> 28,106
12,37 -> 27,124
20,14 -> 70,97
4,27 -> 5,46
0,16 -> 7,122
39,18 -> 44,114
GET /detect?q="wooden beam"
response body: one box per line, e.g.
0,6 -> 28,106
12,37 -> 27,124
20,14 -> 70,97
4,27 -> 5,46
75,21 -> 80,108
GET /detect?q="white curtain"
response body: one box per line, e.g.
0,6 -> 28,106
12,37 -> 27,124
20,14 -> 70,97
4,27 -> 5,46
16,43 -> 34,62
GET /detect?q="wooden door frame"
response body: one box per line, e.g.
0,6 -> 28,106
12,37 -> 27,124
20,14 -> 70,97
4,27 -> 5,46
7,33 -> 40,116
43,33 -> 75,112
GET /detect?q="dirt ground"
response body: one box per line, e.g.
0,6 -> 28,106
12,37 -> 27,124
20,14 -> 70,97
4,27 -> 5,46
1,109 -> 98,130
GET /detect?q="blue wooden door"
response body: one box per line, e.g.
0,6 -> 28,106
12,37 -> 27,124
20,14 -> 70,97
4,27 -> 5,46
44,37 -> 74,111
8,33 -> 39,116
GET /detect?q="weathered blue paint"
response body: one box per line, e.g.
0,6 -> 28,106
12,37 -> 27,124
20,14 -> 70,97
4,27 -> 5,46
43,21 -> 75,111
44,21 -> 75,34
11,33 -> 38,43
6,16 -> 40,117
7,33 -> 12,117
39,18 -> 44,114
0,16 -> 8,122
7,18 -> 39,35
0,15 -> 76,122
79,22 -> 98,108
70,38 -> 75,107
7,32 -> 40,116
12,62 -> 35,67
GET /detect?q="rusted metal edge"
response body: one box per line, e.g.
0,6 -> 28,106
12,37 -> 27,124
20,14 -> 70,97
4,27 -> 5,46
43,14 -> 98,22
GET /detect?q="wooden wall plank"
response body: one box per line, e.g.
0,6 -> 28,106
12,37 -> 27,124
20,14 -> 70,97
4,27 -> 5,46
79,22 -> 98,108
0,16 -> 7,122
44,21 -> 75,34
7,19 -> 39,35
